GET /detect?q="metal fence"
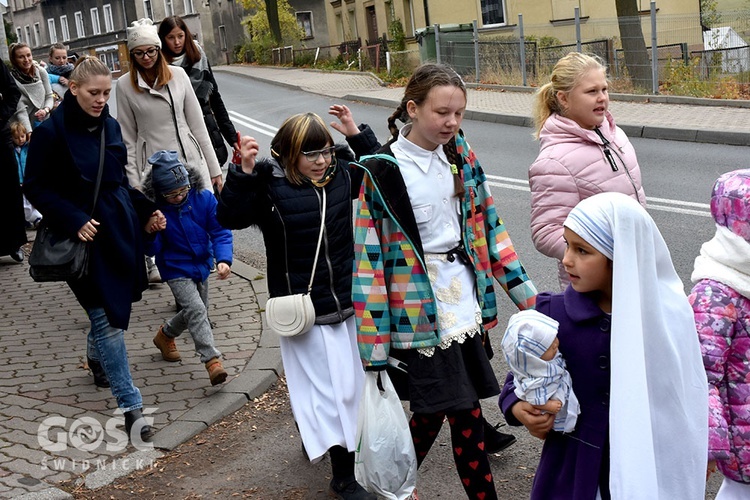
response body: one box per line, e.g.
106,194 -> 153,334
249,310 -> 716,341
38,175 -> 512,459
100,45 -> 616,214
270,6 -> 750,97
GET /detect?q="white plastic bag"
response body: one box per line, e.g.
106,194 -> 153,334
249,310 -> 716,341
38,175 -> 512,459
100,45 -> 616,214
354,371 -> 418,500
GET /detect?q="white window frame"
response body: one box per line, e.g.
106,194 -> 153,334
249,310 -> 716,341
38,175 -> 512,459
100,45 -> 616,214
164,0 -> 174,17
296,11 -> 314,39
143,0 -> 154,20
479,0 -> 506,27
33,22 -> 41,47
91,8 -> 101,35
75,11 -> 85,38
16,27 -> 23,44
103,4 -> 114,33
48,19 -> 57,44
24,25 -> 31,45
184,0 -> 195,14
60,15 -> 70,42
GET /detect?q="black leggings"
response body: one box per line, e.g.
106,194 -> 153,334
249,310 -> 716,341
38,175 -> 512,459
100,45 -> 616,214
409,403 -> 497,500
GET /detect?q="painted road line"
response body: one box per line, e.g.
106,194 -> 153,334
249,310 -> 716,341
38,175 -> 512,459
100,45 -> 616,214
228,111 -> 278,137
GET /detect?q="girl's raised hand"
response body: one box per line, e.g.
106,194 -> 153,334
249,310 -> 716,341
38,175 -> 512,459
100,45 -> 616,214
511,401 -> 555,440
239,135 -> 260,175
329,104 -> 360,137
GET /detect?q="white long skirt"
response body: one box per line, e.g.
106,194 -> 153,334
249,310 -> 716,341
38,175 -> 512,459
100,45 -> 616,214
280,315 -> 364,463
716,477 -> 750,500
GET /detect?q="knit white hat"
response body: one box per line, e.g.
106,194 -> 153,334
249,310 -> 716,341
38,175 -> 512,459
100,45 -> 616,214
127,18 -> 161,51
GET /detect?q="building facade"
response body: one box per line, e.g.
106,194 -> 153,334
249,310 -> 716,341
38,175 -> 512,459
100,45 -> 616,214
324,0 -> 703,51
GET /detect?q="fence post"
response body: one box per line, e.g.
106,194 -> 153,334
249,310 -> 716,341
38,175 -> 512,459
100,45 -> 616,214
575,8 -> 581,53
473,19 -> 480,83
358,47 -> 362,71
315,47 -> 320,66
386,51 -> 392,74
519,14 -> 527,87
435,23 -> 441,63
651,1 -> 658,94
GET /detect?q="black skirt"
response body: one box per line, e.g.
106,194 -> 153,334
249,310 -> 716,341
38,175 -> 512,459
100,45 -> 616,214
387,330 -> 500,414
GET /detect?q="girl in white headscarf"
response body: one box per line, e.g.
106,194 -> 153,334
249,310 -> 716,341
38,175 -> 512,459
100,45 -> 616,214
499,192 -> 708,499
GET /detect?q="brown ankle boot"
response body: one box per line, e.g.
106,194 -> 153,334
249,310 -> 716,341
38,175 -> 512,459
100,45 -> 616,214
153,326 -> 181,362
205,358 -> 227,386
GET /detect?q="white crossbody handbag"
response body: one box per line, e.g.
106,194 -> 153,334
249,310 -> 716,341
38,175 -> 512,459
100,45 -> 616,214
264,189 -> 327,337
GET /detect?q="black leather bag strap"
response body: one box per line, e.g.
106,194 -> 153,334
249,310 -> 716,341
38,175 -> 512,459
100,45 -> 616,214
166,84 -> 187,159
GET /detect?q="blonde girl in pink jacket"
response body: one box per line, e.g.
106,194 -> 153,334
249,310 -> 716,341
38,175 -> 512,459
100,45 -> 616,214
529,52 -> 646,288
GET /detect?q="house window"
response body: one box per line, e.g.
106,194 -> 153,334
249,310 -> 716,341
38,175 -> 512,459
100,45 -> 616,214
48,19 -> 57,43
347,9 -> 357,39
335,12 -> 344,42
16,27 -> 23,44
164,0 -> 174,17
480,0 -> 505,26
219,25 -> 227,51
75,11 -> 86,38
184,0 -> 195,14
24,25 -> 31,45
143,0 -> 154,20
33,23 -> 41,47
103,4 -> 114,32
296,12 -> 313,39
99,51 -> 121,72
403,0 -> 415,36
60,15 -> 70,41
91,8 -> 101,35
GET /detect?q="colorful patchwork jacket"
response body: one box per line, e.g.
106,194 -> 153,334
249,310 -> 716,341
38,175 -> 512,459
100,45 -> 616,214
353,132 -> 537,368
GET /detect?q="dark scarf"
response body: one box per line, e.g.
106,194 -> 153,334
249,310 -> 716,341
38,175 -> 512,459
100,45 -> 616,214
62,89 -> 107,131
10,65 -> 38,85
171,43 -> 213,102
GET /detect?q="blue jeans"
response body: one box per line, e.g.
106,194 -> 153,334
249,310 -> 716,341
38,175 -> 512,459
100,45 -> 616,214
86,307 -> 143,412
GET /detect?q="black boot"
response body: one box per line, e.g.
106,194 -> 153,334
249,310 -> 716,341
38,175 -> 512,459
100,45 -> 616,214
9,248 -> 23,262
483,418 -> 517,454
87,357 -> 110,388
124,409 -> 155,443
329,446 -> 376,500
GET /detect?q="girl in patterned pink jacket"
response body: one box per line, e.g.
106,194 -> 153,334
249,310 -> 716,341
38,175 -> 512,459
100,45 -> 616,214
689,168 -> 750,499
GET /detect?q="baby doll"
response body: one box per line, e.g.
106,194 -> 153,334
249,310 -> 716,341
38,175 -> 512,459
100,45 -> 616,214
501,309 -> 580,433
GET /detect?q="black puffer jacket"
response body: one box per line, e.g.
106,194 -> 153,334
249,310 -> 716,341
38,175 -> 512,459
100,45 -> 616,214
217,125 -> 380,323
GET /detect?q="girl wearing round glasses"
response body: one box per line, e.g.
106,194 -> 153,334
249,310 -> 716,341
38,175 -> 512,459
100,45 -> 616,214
217,107 -> 380,499
116,19 -> 222,194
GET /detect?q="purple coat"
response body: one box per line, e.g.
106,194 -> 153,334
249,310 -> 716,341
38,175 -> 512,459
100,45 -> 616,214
500,288 -> 611,499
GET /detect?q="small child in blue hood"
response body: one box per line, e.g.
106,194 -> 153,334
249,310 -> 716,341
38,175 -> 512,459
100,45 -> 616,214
146,150 -> 233,385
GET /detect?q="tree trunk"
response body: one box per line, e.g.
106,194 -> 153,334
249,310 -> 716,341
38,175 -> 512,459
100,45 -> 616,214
615,0 -> 653,91
264,0 -> 282,45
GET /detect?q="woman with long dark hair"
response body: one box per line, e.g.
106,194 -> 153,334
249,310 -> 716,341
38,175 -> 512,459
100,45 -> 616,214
159,15 -> 238,165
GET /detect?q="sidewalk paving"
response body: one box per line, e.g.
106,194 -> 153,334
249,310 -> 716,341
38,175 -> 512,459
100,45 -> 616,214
216,64 -> 750,146
0,237 -> 278,499
2,63 -> 749,500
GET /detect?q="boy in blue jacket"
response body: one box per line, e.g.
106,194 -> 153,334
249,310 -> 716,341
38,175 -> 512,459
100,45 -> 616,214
146,150 -> 233,385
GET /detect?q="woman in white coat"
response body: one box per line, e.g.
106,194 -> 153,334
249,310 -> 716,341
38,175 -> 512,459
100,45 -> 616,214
116,18 -> 222,193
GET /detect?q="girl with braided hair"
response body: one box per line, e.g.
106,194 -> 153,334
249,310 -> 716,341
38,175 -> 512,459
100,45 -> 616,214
352,63 -> 538,499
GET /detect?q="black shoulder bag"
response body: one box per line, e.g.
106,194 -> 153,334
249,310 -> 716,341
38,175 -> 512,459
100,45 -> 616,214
28,127 -> 106,282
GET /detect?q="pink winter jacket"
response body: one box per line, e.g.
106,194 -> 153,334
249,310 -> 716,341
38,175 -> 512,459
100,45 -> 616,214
690,280 -> 750,484
529,112 -> 646,264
